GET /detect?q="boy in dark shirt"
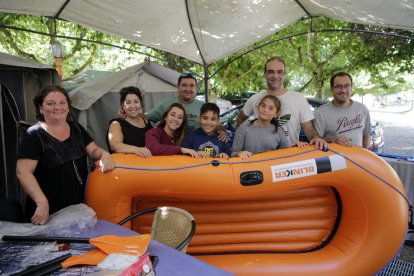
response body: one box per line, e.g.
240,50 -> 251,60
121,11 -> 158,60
182,103 -> 232,158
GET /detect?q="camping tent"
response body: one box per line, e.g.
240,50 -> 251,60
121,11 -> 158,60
0,52 -> 60,201
1,1 -> 413,65
0,52 -> 61,124
68,60 -> 180,150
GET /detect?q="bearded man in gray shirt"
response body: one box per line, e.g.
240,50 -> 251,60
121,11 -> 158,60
314,72 -> 371,149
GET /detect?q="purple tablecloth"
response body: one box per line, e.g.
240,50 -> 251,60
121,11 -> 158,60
0,220 -> 233,276
87,220 -> 232,276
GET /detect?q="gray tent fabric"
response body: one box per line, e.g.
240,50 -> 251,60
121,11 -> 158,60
68,60 -> 180,150
1,1 -> 413,65
0,52 -> 54,69
0,52 -> 61,124
0,52 -> 60,202
63,70 -> 111,92
0,84 -> 21,200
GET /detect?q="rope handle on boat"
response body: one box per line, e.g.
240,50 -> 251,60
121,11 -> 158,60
328,148 -> 409,205
110,148 -> 409,205
113,149 -> 317,171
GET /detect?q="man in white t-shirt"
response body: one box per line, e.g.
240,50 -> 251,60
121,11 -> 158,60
236,56 -> 327,149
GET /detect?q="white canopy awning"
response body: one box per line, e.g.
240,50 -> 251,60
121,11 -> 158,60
1,0 -> 413,65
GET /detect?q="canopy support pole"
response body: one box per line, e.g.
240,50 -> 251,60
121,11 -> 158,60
203,66 -> 209,102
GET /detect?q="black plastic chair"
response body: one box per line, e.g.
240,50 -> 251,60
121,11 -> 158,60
117,206 -> 196,253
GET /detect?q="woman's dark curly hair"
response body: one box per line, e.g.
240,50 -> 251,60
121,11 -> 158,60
119,86 -> 143,107
33,85 -> 71,121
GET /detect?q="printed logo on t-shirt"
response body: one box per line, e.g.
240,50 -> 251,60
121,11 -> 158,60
198,141 -> 219,157
188,113 -> 198,121
277,114 -> 291,137
335,114 -> 364,134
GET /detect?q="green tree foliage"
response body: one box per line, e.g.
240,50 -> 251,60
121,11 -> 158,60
211,18 -> 414,99
0,13 -> 151,80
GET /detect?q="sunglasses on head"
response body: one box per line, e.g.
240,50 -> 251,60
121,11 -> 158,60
180,72 -> 196,78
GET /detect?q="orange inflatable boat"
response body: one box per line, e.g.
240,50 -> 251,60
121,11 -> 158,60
85,144 -> 408,275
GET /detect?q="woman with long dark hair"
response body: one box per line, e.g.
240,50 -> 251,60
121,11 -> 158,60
145,103 -> 202,157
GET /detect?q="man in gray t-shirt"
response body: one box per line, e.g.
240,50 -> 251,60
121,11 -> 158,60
146,73 -> 204,132
314,72 -> 371,149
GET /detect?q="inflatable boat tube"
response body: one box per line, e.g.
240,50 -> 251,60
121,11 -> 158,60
85,144 -> 408,275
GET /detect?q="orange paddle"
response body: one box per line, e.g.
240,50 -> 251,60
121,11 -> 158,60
7,234 -> 151,276
14,249 -> 107,276
89,234 -> 151,255
62,248 -> 107,267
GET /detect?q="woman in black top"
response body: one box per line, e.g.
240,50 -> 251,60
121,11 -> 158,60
107,86 -> 152,157
17,85 -> 114,225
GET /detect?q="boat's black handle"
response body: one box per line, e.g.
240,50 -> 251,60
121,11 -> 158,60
240,171 -> 263,186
